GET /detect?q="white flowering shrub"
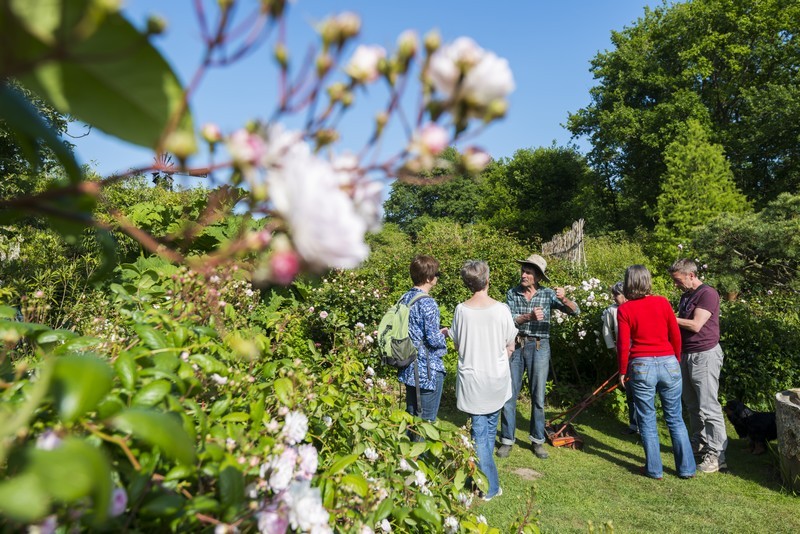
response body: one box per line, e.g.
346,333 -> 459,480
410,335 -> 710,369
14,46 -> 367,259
0,257 -> 524,532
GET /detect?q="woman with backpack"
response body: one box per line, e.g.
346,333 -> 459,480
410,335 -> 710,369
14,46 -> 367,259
397,255 -> 448,429
446,260 -> 517,500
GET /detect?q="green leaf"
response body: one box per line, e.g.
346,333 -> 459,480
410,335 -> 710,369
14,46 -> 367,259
419,422 -> 440,441
411,494 -> 441,525
0,306 -> 19,319
114,352 -> 137,391
273,377 -> 294,405
221,412 -> 250,423
0,83 -> 82,184
0,472 -> 51,523
219,465 -> 245,518
409,441 -> 427,458
51,353 -> 114,422
140,493 -> 187,517
341,473 -> 369,498
326,454 -> 358,475
28,437 -> 112,524
111,408 -> 197,465
249,396 -> 265,425
13,9 -> 194,150
454,468 -> 467,490
132,379 -> 171,407
375,497 -> 394,521
190,353 -> 227,375
135,324 -> 168,350
56,335 -> 103,353
164,464 -> 195,482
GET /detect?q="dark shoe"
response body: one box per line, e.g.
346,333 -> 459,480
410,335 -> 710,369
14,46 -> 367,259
679,473 -> 696,479
621,427 -> 639,435
639,466 -> 662,480
495,444 -> 512,458
533,443 -> 549,459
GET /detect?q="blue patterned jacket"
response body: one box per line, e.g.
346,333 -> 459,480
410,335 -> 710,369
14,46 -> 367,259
397,288 -> 447,390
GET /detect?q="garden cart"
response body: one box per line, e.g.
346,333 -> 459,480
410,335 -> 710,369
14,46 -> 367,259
545,372 -> 622,449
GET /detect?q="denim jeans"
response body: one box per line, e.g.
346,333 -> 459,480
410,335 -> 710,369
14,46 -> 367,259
406,370 -> 444,441
630,356 -> 696,478
500,338 -> 550,445
625,362 -> 639,431
472,410 -> 501,497
681,344 -> 728,461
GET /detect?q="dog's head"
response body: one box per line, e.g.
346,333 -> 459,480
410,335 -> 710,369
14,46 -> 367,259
724,399 -> 754,438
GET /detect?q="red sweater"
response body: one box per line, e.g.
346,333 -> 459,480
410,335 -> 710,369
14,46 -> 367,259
616,295 -> 682,374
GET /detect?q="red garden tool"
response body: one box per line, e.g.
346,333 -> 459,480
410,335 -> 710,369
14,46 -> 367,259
545,371 -> 622,449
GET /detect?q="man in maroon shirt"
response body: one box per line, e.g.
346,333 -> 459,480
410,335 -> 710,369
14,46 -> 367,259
669,259 -> 728,473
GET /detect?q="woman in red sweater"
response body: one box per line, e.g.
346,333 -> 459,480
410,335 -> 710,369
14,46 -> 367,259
617,265 -> 696,480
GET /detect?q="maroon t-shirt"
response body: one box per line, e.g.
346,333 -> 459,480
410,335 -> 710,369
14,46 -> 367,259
677,284 -> 720,353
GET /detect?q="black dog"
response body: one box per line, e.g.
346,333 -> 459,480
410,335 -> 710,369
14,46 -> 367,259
723,400 -> 777,455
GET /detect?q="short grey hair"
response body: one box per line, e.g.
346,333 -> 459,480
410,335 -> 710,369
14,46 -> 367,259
669,258 -> 697,275
460,260 -> 489,293
624,265 -> 652,300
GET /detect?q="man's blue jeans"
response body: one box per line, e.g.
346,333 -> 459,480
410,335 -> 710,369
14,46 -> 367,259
500,338 -> 550,445
630,356 -> 696,479
472,410 -> 501,497
406,371 -> 444,441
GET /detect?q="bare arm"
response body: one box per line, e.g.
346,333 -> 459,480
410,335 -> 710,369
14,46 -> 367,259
677,307 -> 712,333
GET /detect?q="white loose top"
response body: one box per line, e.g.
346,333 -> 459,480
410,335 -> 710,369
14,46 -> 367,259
449,301 -> 517,414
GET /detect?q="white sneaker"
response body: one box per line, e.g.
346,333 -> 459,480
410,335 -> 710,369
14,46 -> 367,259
697,454 -> 720,473
482,487 -> 503,502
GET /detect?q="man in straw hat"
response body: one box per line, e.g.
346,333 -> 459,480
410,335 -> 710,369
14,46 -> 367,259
497,254 -> 579,459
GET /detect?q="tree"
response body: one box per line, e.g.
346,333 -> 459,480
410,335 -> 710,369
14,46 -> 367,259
694,193 -> 800,294
478,145 -> 595,241
567,0 -> 800,229
383,147 -> 484,235
650,119 -> 750,266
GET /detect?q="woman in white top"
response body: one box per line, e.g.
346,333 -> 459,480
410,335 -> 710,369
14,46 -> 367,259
448,260 -> 517,500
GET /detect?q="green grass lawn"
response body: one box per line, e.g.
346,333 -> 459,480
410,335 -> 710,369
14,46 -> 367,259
437,400 -> 799,533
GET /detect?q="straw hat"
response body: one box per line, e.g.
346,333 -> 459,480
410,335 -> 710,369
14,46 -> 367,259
516,254 -> 550,281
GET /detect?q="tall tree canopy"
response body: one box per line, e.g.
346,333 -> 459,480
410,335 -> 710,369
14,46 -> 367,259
478,145 -> 595,241
651,119 -> 750,265
383,147 -> 484,235
567,0 -> 800,229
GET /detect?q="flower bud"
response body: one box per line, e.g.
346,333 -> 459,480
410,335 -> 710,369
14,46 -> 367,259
270,249 -> 301,285
484,99 -> 508,121
316,52 -> 333,77
375,112 -> 389,135
327,82 -> 347,102
397,30 -> 419,62
317,17 -> 340,48
418,123 -> 449,155
200,123 -> 222,144
163,131 -> 197,160
146,14 -> 167,35
424,29 -> 441,55
462,147 -> 491,174
337,12 -> 361,40
315,128 -> 339,149
274,43 -> 289,69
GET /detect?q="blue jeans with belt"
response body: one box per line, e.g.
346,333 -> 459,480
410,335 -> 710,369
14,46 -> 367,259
500,337 -> 550,445
630,356 -> 696,479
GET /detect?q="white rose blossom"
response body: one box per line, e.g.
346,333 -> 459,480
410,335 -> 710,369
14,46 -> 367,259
267,141 -> 370,270
345,44 -> 386,83
284,480 -> 331,533
444,516 -> 459,534
364,447 -> 379,462
282,411 -> 309,445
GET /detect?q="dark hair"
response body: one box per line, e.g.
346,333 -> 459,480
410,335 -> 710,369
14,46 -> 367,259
460,260 -> 489,293
669,258 -> 698,275
611,281 -> 624,297
623,265 -> 651,300
410,255 -> 440,285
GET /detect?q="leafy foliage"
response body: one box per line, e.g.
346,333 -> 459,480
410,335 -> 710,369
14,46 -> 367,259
568,0 -> 800,227
650,119 -> 750,267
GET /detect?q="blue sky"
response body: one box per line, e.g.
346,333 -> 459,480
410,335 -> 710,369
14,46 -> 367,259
71,0 -> 656,177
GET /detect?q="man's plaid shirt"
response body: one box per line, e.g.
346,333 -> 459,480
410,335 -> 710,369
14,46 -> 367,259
506,285 -> 579,338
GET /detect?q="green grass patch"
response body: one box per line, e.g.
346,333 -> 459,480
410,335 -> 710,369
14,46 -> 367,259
437,401 -> 799,532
